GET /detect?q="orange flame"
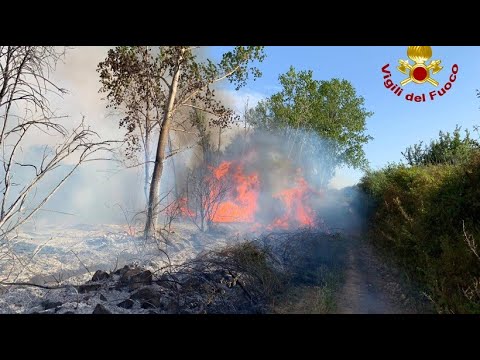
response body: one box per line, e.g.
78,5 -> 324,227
268,172 -> 316,229
212,161 -> 260,223
180,159 -> 319,230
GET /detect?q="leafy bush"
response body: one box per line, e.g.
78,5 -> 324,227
402,126 -> 479,166
360,152 -> 480,313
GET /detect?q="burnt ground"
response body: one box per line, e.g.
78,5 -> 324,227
0,228 -> 434,314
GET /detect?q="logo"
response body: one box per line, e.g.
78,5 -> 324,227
381,46 -> 458,102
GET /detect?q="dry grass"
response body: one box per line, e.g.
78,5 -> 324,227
271,264 -> 341,314
154,229 -> 346,313
272,285 -> 335,314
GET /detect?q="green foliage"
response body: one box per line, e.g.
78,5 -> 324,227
246,66 -> 373,187
360,153 -> 480,313
219,46 -> 266,90
97,46 -> 266,158
402,126 -> 480,166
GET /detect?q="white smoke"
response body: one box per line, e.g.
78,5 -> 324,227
22,46 -> 361,228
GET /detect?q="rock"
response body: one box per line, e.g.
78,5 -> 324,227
64,311 -> 75,314
41,300 -> 62,310
113,265 -> 131,276
130,287 -> 161,308
119,267 -> 152,291
92,304 -> 112,314
130,287 -> 160,300
92,270 -> 110,282
131,270 -> 153,288
117,299 -> 135,309
78,283 -> 102,293
156,273 -> 172,284
99,294 -> 108,301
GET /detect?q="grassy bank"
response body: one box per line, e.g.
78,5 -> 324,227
360,153 -> 480,313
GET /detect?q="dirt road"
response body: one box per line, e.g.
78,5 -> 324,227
335,236 -> 432,314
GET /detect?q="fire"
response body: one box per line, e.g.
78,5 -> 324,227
268,171 -> 316,229
212,161 -> 259,223
124,226 -> 136,237
179,158 -> 320,230
213,162 -> 231,179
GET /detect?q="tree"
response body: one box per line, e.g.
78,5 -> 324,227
246,66 -> 373,186
97,46 -> 162,204
190,108 -> 216,166
402,126 -> 480,166
184,164 -> 231,232
98,46 -> 265,237
0,46 -> 112,239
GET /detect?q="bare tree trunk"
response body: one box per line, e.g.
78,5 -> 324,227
168,134 -> 179,199
143,46 -> 151,206
144,61 -> 182,237
144,125 -> 150,205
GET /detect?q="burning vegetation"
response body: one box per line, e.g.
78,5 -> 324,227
1,46 -> 386,315
181,159 -> 318,230
175,130 -> 332,234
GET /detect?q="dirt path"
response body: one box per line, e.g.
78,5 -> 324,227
335,236 -> 431,314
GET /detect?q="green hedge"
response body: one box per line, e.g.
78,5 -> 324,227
360,153 -> 480,313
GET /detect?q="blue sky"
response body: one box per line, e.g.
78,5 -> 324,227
209,46 -> 480,185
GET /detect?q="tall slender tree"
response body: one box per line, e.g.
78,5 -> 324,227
97,46 -> 160,204
98,46 -> 265,236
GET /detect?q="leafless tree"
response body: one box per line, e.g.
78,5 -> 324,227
0,46 -> 113,241
189,108 -> 218,165
162,190 -> 183,235
184,164 -> 231,232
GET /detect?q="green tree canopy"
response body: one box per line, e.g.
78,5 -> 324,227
248,66 -> 373,168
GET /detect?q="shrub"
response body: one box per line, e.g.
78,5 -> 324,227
401,126 -> 479,166
360,152 -> 480,313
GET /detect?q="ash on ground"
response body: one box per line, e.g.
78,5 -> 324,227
0,222 -> 345,314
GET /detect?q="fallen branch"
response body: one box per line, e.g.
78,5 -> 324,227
0,281 -> 71,290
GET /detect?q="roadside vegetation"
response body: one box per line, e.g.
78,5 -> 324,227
360,127 -> 480,313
